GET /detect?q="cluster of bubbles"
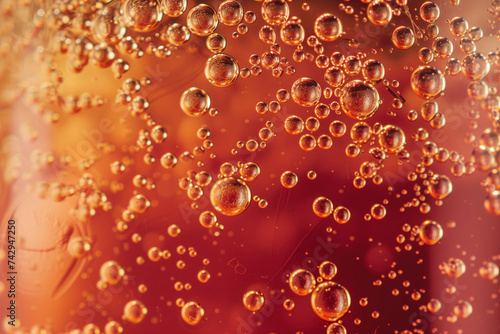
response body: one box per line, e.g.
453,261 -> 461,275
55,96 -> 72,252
2,0 -> 500,333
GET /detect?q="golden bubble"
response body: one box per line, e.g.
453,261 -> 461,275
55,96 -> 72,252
93,4 -> 127,45
205,53 -> 239,87
123,300 -> 147,323
432,37 -> 453,59
313,196 -> 334,218
462,53 -> 490,80
198,269 -> 211,283
453,300 -> 472,319
261,0 -> 289,26
410,66 -> 445,99
392,26 -> 415,50
367,1 -> 392,26
427,298 -> 442,313
259,25 -> 276,44
181,301 -> 204,325
187,4 -> 218,36
449,17 -> 468,37
165,23 -> 190,46
351,122 -> 372,144
314,13 -> 342,42
129,194 -> 150,213
324,66 -> 345,87
379,125 -> 406,153
100,261 -> 125,285
310,281 -> 351,321
206,33 -> 227,53
340,80 -> 380,120
123,0 -> 163,32
289,269 -> 316,295
299,134 -> 317,151
428,174 -> 452,199
444,258 -> 466,278
180,87 -> 211,117
218,0 -> 244,26
291,77 -> 322,107
104,320 -> 123,334
283,299 -> 295,311
68,237 -> 91,258
284,115 -> 304,135
280,171 -> 298,188
243,290 -> 265,311
479,262 -> 499,280
161,0 -> 187,17
280,17 -> 305,45
362,59 -> 385,82
326,323 -> 347,334
210,177 -> 251,216
319,261 -> 337,280
371,204 -> 386,219
484,190 -> 500,215
420,1 -> 440,23
419,220 -> 443,245
333,206 -> 350,224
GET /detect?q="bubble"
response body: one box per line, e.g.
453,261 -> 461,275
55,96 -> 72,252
428,174 -> 452,199
161,0 -> 187,17
484,190 -> 500,215
419,47 -> 434,63
160,152 -> 178,168
210,177 -> 251,216
310,281 -> 350,321
240,162 -> 261,181
122,0 -> 163,32
427,298 -> 442,313
379,125 -> 406,153
314,13 -> 342,42
367,1 -> 393,26
420,2 -> 440,23
291,77 -> 322,107
180,87 -> 211,116
371,204 -> 386,219
261,0 -> 289,26
329,121 -> 346,137
392,26 -> 415,50
419,220 -> 443,245
432,37 -> 453,59
313,196 -> 334,218
68,237 -> 91,258
259,25 -> 276,44
344,56 -> 361,75
281,171 -> 298,188
340,80 -> 380,120
243,290 -> 265,311
93,4 -> 127,45
100,261 -> 125,285
462,53 -> 490,80
333,206 -> 350,224
479,262 -> 499,280
199,211 -> 217,228
261,50 -> 279,69
187,4 -> 218,36
129,194 -> 150,213
327,323 -> 347,334
319,261 -> 337,280
181,301 -> 204,325
471,146 -> 496,171
453,300 -> 472,319
299,134 -> 316,151
324,66 -> 345,87
280,17 -> 305,45
350,122 -> 371,144
444,258 -> 466,278
362,59 -> 385,82
123,300 -> 147,323
289,269 -> 316,295
165,23 -> 190,46
449,17 -> 468,37
410,66 -> 445,99
468,26 -> 483,41
283,115 -> 304,135
204,54 -> 239,87
104,321 -> 123,334
218,0 -> 243,26
283,299 -> 295,311
197,269 -> 211,283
